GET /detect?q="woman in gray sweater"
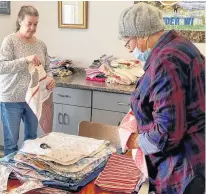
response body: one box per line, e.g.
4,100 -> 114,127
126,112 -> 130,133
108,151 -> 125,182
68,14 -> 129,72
0,5 -> 55,156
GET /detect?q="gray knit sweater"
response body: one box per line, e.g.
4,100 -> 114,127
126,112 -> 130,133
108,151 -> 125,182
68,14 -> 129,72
0,33 -> 50,102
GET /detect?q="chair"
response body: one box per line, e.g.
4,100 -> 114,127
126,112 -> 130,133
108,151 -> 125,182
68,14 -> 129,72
78,121 -> 121,148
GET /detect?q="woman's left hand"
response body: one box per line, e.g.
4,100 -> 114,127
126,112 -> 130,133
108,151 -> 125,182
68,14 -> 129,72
46,76 -> 55,90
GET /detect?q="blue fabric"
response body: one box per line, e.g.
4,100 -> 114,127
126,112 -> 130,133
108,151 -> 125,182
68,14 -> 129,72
41,159 -> 106,184
0,151 -> 17,162
42,165 -> 105,192
0,102 -> 38,156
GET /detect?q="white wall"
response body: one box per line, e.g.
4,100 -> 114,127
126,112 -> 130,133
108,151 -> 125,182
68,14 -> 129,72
0,1 -> 205,67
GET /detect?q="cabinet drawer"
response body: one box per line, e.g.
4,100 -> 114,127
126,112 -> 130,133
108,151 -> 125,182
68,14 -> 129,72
53,87 -> 91,107
92,109 -> 126,126
93,91 -> 130,113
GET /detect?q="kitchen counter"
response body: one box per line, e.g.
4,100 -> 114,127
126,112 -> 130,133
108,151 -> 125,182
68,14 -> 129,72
54,72 -> 136,95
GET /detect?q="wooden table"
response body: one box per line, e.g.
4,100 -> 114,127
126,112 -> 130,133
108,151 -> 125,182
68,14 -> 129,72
7,178 -> 115,194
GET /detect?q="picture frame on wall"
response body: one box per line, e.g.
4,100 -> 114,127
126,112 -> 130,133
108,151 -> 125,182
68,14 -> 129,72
58,1 -> 88,29
134,1 -> 205,43
0,1 -> 10,15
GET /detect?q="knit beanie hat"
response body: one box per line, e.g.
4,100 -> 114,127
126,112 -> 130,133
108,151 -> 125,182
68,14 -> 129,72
119,2 -> 165,38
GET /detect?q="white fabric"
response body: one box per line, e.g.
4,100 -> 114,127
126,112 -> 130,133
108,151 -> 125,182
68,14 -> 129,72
20,132 -> 107,165
25,64 -> 53,134
132,149 -> 148,178
0,164 -> 12,192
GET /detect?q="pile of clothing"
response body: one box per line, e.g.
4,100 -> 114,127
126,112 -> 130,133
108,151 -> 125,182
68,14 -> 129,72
49,57 -> 74,77
85,55 -> 144,85
85,55 -> 110,82
0,132 -> 116,193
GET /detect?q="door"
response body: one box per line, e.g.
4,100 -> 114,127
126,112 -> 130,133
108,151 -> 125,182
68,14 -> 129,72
92,109 -> 126,126
62,105 -> 91,135
53,103 -> 63,132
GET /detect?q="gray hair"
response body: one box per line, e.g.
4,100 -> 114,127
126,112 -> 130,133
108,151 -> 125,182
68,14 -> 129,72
16,5 -> 39,32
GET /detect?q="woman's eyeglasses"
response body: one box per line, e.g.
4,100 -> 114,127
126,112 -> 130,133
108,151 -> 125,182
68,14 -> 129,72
124,38 -> 132,48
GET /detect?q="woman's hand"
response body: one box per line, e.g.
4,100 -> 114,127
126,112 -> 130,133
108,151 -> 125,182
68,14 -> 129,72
26,55 -> 41,66
126,133 -> 139,149
46,76 -> 55,90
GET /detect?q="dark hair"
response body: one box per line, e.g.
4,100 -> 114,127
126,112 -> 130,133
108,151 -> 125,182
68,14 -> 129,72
16,5 -> 39,32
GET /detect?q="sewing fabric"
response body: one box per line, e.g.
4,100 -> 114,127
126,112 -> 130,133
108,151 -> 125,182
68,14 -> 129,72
25,64 -> 53,134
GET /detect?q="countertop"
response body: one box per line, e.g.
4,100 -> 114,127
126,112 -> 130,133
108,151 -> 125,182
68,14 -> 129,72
54,72 -> 136,95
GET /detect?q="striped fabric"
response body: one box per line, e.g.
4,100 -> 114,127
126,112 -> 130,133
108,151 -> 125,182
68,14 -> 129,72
39,93 -> 53,134
26,64 -> 53,134
95,153 -> 144,193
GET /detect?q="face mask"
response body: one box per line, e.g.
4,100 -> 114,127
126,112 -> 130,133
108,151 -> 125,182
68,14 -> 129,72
133,47 -> 151,62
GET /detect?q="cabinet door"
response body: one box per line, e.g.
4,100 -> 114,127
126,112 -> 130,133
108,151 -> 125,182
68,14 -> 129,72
92,109 -> 126,126
62,105 -> 91,135
53,103 -> 63,132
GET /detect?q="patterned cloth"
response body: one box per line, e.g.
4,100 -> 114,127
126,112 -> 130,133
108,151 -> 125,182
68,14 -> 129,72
20,132 -> 108,165
95,153 -> 144,193
14,144 -> 115,181
25,64 -> 53,134
118,110 -> 138,152
0,164 -> 12,192
131,30 -> 205,193
6,180 -> 43,194
0,164 -> 44,194
118,110 -> 148,178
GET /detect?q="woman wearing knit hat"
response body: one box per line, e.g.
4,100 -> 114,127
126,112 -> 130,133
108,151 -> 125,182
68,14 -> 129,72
119,2 -> 205,194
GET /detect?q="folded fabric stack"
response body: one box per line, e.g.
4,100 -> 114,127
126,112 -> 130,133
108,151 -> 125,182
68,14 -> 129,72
49,57 -> 74,77
99,58 -> 144,85
85,55 -> 114,82
86,54 -> 144,85
0,132 -> 116,193
95,153 -> 145,193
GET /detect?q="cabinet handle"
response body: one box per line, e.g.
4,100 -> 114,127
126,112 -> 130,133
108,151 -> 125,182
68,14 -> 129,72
63,113 -> 69,125
58,94 -> 71,98
117,102 -> 130,106
58,113 -> 63,124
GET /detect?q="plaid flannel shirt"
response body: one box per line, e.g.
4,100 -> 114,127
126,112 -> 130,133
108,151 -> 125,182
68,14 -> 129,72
131,30 -> 205,194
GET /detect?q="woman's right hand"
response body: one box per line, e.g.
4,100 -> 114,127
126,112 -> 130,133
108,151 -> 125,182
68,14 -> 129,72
127,132 -> 139,149
26,55 -> 41,66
